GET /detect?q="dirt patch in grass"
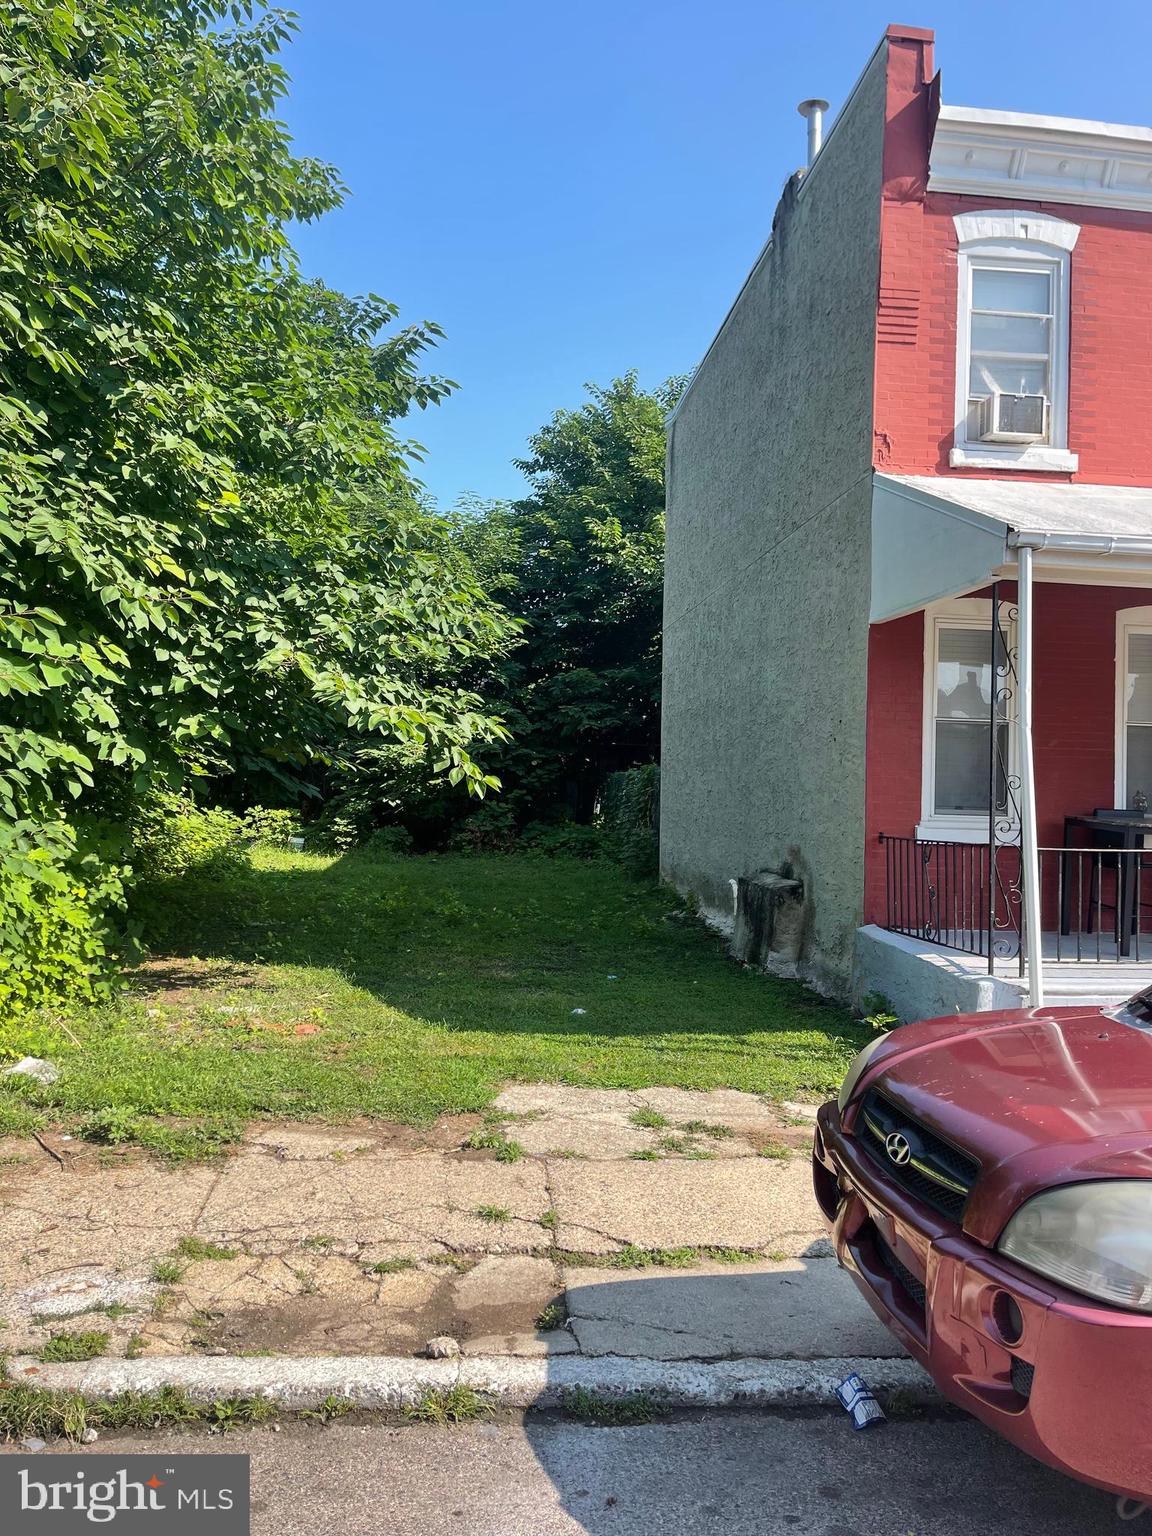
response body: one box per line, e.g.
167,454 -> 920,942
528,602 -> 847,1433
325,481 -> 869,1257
128,958 -> 264,1006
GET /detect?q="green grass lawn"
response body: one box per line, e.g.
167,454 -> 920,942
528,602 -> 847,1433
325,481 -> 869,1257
2,850 -> 867,1144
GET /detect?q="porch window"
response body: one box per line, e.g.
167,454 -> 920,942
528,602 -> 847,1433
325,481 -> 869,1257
950,210 -> 1079,473
1118,614 -> 1152,808
919,600 -> 1012,842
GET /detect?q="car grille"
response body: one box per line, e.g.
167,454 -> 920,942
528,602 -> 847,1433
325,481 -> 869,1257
858,1091 -> 980,1223
877,1234 -> 927,1311
1010,1356 -> 1035,1400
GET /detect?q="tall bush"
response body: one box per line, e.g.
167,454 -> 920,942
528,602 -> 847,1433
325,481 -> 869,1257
0,821 -> 125,1018
0,1 -> 517,1013
601,764 -> 660,876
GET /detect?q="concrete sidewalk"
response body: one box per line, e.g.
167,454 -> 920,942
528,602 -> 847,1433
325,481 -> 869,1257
0,1085 -> 901,1383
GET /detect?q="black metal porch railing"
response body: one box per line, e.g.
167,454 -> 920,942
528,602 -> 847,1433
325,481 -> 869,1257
879,835 -> 1152,968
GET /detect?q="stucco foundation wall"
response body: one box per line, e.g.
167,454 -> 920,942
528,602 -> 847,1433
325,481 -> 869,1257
853,924 -> 1026,1021
659,41 -> 892,995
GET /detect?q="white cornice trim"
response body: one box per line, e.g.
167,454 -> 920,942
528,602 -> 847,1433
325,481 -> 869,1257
938,104 -> 1152,146
952,209 -> 1080,251
930,105 -> 1152,214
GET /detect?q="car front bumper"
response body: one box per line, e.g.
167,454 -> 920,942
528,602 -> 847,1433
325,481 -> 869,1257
814,1101 -> 1152,1502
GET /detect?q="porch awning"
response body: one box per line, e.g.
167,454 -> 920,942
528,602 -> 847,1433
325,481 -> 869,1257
871,472 -> 1152,622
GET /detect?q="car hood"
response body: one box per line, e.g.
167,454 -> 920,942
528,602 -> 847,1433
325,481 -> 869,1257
855,1006 -> 1152,1244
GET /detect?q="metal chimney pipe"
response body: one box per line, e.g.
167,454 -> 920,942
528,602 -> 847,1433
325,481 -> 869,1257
796,98 -> 830,169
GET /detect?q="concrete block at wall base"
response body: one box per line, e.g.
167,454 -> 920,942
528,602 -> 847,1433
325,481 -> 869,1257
851,924 -> 1026,1023
730,873 -> 805,969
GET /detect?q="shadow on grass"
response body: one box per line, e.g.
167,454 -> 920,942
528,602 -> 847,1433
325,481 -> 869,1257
129,849 -> 865,1055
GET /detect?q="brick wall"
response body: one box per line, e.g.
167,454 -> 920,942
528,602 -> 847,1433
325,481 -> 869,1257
863,584 -> 1152,924
874,38 -> 1152,482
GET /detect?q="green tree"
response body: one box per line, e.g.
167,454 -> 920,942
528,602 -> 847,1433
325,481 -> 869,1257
0,0 -> 516,1010
464,373 -> 684,822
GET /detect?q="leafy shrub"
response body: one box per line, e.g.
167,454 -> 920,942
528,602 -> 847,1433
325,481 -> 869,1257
601,765 -> 659,877
520,821 -> 606,859
77,1107 -> 140,1146
130,792 -> 249,880
445,802 -> 519,854
0,821 -> 125,1023
360,826 -> 414,857
241,807 -> 299,847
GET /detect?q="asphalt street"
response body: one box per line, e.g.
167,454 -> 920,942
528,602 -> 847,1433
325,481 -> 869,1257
8,1411 -> 1133,1535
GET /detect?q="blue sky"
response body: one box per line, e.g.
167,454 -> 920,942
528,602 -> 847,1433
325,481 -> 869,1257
282,1 -> 1152,509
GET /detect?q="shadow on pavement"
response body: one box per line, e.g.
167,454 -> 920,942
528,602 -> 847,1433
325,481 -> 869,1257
524,1408 -> 1127,1536
523,1266 -> 1128,1536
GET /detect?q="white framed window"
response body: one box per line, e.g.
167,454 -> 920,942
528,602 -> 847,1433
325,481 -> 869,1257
919,599 -> 1016,843
950,211 -> 1079,474
1116,608 -> 1152,808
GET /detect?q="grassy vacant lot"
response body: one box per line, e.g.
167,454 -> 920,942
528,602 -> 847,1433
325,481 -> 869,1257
1,850 -> 867,1142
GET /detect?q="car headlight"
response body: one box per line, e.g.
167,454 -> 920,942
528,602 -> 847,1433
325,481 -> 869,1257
998,1181 -> 1152,1312
837,1035 -> 889,1113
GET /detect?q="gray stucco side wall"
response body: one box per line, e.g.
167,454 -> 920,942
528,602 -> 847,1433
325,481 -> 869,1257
659,46 -> 887,996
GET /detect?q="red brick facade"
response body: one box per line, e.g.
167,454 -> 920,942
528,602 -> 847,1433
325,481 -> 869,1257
861,32 -> 1152,925
874,31 -> 1152,486
864,586 -> 1152,924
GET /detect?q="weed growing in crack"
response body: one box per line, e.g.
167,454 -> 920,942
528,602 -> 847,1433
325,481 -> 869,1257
680,1120 -> 734,1139
465,1128 -> 504,1151
555,1245 -> 764,1270
39,1332 -> 109,1364
629,1149 -> 662,1161
368,1257 -> 417,1275
176,1236 -> 239,1262
476,1205 -> 511,1223
538,1209 -> 559,1232
150,1258 -> 184,1285
563,1387 -> 663,1426
657,1135 -> 692,1154
536,1301 -> 565,1331
758,1142 -> 792,1160
628,1107 -> 668,1129
301,1394 -> 352,1424
403,1385 -> 493,1426
425,1253 -> 475,1272
465,1129 -> 525,1163
0,1385 -> 288,1442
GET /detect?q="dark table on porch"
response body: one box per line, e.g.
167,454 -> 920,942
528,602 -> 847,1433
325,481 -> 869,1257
1061,812 -> 1152,958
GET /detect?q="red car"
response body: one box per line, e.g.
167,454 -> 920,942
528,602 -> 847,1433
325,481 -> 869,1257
814,994 -> 1152,1505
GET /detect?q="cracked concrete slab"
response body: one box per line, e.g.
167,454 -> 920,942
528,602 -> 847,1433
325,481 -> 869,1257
195,1153 -> 551,1251
564,1258 -> 904,1360
0,1092 -> 840,1367
513,1117 -> 656,1160
0,1164 -> 219,1288
549,1156 -> 824,1252
493,1082 -> 811,1158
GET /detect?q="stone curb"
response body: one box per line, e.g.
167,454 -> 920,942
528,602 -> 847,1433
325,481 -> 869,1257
11,1354 -> 935,1411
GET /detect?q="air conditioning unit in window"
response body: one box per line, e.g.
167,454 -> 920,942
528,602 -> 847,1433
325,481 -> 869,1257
977,392 -> 1048,444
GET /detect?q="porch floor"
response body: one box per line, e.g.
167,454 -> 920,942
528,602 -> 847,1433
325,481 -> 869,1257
856,924 -> 1148,1019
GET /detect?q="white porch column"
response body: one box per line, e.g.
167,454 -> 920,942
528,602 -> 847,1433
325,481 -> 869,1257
1016,543 -> 1045,1008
